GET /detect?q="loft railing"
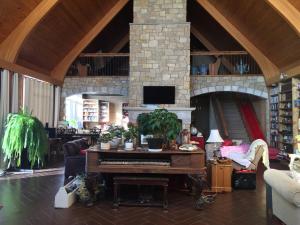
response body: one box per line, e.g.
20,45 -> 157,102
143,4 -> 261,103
190,51 -> 262,76
67,53 -> 129,76
66,51 -> 262,77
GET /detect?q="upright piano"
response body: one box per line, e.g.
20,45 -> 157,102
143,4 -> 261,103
86,147 -> 205,175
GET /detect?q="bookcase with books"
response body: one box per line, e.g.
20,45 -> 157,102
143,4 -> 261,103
273,78 -> 300,160
269,84 -> 279,148
83,99 -> 99,123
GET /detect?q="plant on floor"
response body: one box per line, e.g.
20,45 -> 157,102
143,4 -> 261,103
1,109 -> 48,168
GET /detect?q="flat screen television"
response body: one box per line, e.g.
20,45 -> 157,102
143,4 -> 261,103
143,86 -> 175,104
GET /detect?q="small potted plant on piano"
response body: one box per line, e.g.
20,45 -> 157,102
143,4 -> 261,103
107,124 -> 125,149
123,123 -> 138,151
98,132 -> 113,150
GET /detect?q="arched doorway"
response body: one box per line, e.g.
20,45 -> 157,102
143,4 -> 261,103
191,91 -> 269,144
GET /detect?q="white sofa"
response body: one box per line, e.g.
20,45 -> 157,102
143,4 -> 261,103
264,169 -> 300,225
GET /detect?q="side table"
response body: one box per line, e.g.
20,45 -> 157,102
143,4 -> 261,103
208,160 -> 233,192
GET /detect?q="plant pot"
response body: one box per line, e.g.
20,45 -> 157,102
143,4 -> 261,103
100,142 -> 110,150
19,148 -> 42,170
124,142 -> 133,150
147,138 -> 163,151
109,137 -> 121,149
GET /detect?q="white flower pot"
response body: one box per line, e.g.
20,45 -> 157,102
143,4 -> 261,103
100,142 -> 110,150
124,142 -> 133,150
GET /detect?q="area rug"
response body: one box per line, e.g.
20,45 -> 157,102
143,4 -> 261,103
0,167 -> 64,181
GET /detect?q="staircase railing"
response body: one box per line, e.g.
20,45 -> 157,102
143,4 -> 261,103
211,94 -> 229,138
235,97 -> 265,142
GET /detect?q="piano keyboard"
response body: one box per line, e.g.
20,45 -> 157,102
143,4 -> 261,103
99,159 -> 171,166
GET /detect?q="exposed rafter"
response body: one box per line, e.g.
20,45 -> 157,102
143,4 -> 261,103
266,0 -> 300,37
111,33 -> 129,53
0,0 -> 59,63
196,0 -> 280,85
0,58 -> 62,85
191,26 -> 234,73
51,0 -> 129,81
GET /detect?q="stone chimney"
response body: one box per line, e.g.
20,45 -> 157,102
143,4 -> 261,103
127,0 -> 193,129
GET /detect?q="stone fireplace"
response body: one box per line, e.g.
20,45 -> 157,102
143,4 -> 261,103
127,0 -> 193,129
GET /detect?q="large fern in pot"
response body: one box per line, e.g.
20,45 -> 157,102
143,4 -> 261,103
2,109 -> 48,168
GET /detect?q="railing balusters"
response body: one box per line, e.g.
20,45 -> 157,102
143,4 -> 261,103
66,51 -> 262,77
190,51 -> 262,76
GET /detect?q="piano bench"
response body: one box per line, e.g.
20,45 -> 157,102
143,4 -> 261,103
113,176 -> 169,210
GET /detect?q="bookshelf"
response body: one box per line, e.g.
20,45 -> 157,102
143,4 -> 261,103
270,84 -> 279,148
99,101 -> 109,123
83,99 -> 99,122
272,78 -> 300,159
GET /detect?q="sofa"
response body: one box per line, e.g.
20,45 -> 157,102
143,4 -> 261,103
63,138 -> 89,179
264,169 -> 300,225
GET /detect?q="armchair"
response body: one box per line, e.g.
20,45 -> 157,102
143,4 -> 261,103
225,139 -> 269,171
264,169 -> 300,225
63,138 -> 89,179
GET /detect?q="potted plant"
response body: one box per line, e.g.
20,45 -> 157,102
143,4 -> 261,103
137,109 -> 181,151
107,125 -> 125,149
123,123 -> 138,150
98,132 -> 113,150
2,109 -> 48,169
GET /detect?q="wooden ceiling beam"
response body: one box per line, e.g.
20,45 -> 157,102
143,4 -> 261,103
191,26 -> 216,51
0,58 -> 62,86
196,0 -> 279,85
266,0 -> 300,37
111,33 -> 129,53
191,26 -> 235,73
0,0 -> 59,63
51,0 -> 129,81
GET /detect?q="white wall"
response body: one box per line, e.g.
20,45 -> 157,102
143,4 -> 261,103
65,94 -> 83,128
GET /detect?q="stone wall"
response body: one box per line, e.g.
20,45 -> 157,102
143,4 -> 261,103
129,0 -> 190,108
62,76 -> 129,98
60,76 -> 129,120
191,75 -> 268,98
133,0 -> 186,24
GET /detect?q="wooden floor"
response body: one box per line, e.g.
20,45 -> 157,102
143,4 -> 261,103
0,162 -> 284,225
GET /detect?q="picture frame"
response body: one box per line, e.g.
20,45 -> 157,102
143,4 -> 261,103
140,134 -> 153,145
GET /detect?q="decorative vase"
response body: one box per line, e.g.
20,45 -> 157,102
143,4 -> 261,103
109,137 -> 121,149
124,142 -> 134,150
190,126 -> 198,136
199,64 -> 208,75
234,59 -> 249,75
100,142 -> 110,150
191,66 -> 198,75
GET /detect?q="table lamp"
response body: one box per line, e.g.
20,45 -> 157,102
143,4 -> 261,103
207,129 -> 224,159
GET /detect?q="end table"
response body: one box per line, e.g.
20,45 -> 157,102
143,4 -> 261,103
208,160 -> 233,193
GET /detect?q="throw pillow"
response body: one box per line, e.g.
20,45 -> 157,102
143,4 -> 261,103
80,149 -> 87,156
222,139 -> 233,146
290,154 -> 300,183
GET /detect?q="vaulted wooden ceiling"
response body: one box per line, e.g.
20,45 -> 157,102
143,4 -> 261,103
0,0 -> 300,85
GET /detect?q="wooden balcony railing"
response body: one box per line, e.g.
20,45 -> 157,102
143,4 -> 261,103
67,53 -> 129,76
66,51 -> 262,77
190,51 -> 262,76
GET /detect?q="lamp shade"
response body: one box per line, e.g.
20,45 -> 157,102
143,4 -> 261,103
206,129 -> 224,143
